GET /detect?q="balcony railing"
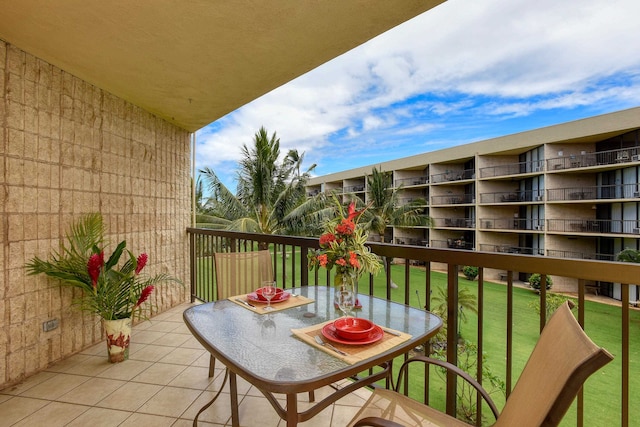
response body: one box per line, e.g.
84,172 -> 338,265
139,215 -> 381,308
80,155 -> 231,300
547,147 -> 640,170
430,168 -> 475,183
547,218 -> 640,234
187,228 -> 639,427
547,183 -> 640,201
343,184 -> 365,193
433,217 -> 475,228
478,244 -> 545,255
480,190 -> 544,204
480,218 -> 545,231
546,249 -> 616,261
431,193 -> 475,205
395,176 -> 429,187
479,160 -> 545,178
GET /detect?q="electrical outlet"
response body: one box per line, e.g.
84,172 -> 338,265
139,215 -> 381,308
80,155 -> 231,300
43,319 -> 59,332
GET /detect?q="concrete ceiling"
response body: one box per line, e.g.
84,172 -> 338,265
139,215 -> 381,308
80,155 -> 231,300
0,0 -> 445,132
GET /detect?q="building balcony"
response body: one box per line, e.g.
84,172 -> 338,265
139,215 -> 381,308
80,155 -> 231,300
480,190 -> 544,204
430,168 -> 475,184
479,244 -> 545,255
395,176 -> 429,187
342,185 -> 365,193
433,217 -> 475,228
547,183 -> 640,201
431,193 -> 475,205
547,219 -> 640,234
479,160 -> 545,178
480,218 -> 544,231
547,147 -> 640,171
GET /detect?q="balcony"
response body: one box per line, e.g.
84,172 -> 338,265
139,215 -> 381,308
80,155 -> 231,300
547,183 -> 640,201
343,185 -> 365,193
547,148 -> 640,171
430,168 -> 475,184
395,176 -> 429,187
431,193 -> 475,205
479,244 -> 545,255
433,217 -> 475,228
481,218 -> 545,231
479,160 -> 545,178
480,190 -> 544,204
547,218 -> 640,234
185,228 -> 638,426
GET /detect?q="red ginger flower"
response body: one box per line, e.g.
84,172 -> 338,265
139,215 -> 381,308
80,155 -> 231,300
349,251 -> 360,268
319,233 -> 336,247
135,253 -> 148,275
134,285 -> 154,309
346,202 -> 364,221
335,219 -> 355,235
87,252 -> 104,288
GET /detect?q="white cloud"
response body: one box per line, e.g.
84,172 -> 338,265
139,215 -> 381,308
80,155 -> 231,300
196,0 -> 640,187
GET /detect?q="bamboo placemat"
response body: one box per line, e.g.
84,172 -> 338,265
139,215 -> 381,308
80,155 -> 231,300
229,292 -> 314,314
291,319 -> 411,364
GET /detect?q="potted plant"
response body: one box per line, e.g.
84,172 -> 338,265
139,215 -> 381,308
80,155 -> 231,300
462,266 -> 479,281
25,213 -> 181,363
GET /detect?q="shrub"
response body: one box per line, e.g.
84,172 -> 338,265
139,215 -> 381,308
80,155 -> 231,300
528,273 -> 553,290
462,266 -> 479,280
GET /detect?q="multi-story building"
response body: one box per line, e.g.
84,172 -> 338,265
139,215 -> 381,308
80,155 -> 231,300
306,107 -> 640,300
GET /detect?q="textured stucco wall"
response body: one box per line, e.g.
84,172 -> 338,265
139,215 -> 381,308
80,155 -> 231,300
0,40 -> 191,388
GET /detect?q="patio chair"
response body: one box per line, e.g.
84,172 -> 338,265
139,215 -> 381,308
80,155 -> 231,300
210,250 -> 273,377
347,301 -> 613,427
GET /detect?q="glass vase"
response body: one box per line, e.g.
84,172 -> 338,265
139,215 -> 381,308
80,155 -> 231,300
333,271 -> 357,308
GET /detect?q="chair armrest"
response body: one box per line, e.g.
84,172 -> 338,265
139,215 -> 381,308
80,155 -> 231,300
353,416 -> 405,427
395,356 -> 500,421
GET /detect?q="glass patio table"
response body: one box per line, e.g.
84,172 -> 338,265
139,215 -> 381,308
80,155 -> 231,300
183,285 -> 442,427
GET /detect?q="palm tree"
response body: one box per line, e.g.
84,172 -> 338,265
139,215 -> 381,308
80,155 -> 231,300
198,127 -> 321,236
360,167 -> 431,287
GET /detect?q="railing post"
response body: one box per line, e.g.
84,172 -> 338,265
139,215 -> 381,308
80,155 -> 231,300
446,263 -> 459,417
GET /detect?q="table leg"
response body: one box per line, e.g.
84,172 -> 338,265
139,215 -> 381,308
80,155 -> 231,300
230,372 -> 240,427
286,393 -> 298,427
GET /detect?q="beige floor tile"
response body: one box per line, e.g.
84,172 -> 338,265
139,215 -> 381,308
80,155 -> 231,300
236,394 -> 283,426
170,323 -> 193,335
120,412 -> 177,426
130,329 -> 167,344
65,407 -> 131,427
44,353 -> 94,373
159,347 -> 207,365
97,359 -> 154,381
193,352 -> 212,368
332,403 -> 365,426
181,335 -> 207,349
80,342 -> 108,356
181,390 -> 232,425
58,377 -> 125,405
0,371 -> 58,395
0,396 -> 49,426
136,385 -> 203,418
145,320 -> 183,333
63,354 -> 113,376
132,362 -> 187,385
151,332 -> 191,347
20,373 -> 90,400
97,381 -> 162,412
167,365 -> 216,390
128,344 -> 175,362
172,419 -> 221,426
11,401 -> 89,427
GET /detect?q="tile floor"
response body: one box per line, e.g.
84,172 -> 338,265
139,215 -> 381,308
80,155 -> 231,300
0,303 -> 370,426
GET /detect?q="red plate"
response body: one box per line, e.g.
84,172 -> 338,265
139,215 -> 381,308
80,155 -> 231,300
247,290 -> 291,304
321,323 -> 383,346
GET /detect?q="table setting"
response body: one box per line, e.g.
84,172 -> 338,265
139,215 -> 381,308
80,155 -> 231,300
229,280 -> 315,313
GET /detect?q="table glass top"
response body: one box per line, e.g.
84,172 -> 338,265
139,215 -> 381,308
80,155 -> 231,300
183,286 -> 441,391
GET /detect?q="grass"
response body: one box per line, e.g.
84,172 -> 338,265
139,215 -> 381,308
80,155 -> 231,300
227,251 -> 639,425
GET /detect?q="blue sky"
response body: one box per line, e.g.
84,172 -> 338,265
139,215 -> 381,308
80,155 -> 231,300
195,0 -> 640,191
